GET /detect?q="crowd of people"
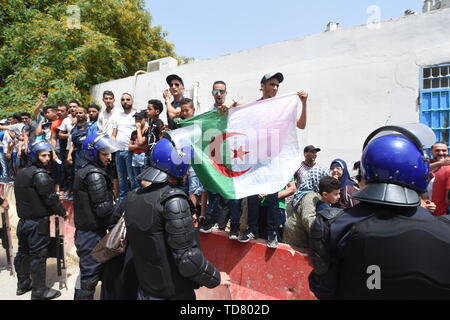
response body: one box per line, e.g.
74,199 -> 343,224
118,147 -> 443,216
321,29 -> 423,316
1,71 -> 310,300
0,72 -> 312,249
3,71 -> 450,300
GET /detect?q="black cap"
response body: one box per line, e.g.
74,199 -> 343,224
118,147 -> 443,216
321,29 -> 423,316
304,145 -> 321,153
133,110 -> 147,118
260,72 -> 284,84
166,74 -> 184,86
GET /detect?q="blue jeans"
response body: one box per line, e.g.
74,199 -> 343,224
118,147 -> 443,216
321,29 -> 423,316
247,193 -> 279,236
115,151 -> 136,200
11,152 -> 18,175
0,150 -> 8,178
229,199 -> 242,223
207,191 -> 220,221
132,166 -> 144,181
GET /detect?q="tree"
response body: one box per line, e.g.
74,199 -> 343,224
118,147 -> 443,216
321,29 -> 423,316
0,0 -> 178,118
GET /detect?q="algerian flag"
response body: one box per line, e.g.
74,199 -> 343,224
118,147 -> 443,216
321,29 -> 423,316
171,93 -> 302,199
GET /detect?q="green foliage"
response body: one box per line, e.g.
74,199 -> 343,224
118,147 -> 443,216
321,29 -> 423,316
0,0 -> 178,118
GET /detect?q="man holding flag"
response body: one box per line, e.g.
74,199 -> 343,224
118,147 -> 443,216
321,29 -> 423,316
238,72 -> 308,247
174,72 -> 309,248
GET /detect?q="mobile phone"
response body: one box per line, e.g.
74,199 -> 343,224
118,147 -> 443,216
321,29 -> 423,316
42,90 -> 48,97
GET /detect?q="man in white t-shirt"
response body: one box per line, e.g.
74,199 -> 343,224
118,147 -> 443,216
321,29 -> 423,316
58,100 -> 78,151
2,127 -> 13,180
98,90 -> 119,137
57,100 -> 79,198
0,120 -> 11,179
112,92 -> 136,200
97,91 -> 120,199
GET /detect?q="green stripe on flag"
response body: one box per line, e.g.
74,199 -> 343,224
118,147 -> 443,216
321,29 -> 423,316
178,110 -> 236,198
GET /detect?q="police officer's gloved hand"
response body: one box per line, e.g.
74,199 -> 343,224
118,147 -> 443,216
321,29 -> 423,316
104,214 -> 119,231
55,206 -> 67,218
112,201 -> 125,223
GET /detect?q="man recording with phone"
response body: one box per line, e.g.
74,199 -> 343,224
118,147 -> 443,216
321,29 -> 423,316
33,91 -> 48,121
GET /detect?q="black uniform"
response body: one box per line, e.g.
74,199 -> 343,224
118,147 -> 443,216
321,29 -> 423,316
125,172 -> 221,300
13,165 -> 66,298
309,202 -> 450,300
73,163 -> 118,300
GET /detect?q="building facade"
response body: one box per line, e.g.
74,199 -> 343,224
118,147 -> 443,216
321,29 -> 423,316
90,6 -> 450,168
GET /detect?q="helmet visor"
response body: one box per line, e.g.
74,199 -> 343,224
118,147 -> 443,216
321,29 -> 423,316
31,141 -> 54,154
94,135 -> 121,155
401,123 -> 436,149
364,124 -> 435,151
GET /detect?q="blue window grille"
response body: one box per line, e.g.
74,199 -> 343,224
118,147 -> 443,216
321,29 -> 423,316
420,64 -> 450,145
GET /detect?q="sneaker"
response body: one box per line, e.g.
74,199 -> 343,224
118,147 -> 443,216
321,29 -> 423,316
267,232 -> 279,249
238,230 -> 257,243
199,219 -> 219,233
228,222 -> 240,240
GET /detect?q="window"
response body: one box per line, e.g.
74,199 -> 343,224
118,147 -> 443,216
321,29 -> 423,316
422,65 -> 450,90
420,64 -> 450,145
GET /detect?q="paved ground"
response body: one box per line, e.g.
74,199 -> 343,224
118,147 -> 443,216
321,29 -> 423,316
0,229 -> 101,300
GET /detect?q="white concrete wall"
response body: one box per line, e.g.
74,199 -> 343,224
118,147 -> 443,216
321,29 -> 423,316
90,8 -> 450,171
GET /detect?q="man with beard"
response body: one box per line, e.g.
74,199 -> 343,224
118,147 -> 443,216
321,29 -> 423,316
72,133 -> 120,299
67,107 -> 90,171
98,91 -> 120,199
429,142 -> 450,173
87,104 -> 100,136
58,100 -> 79,199
13,141 -> 66,300
294,145 -> 321,187
112,93 -> 137,200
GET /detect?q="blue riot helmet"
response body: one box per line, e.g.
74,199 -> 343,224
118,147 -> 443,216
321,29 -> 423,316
150,137 -> 192,178
352,124 -> 435,207
28,141 -> 53,164
82,133 -> 120,163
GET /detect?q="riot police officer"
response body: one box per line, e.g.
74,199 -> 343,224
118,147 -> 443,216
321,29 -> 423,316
125,137 -> 230,300
72,133 -> 120,300
309,124 -> 450,299
13,141 -> 66,300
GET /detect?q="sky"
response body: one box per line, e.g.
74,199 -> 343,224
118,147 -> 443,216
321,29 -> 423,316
145,0 -> 424,61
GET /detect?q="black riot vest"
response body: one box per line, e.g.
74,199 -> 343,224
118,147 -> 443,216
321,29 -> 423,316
14,165 -> 52,219
73,164 -> 114,231
124,184 -> 199,299
336,208 -> 450,299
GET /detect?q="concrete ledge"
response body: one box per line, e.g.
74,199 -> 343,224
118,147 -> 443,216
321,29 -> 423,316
198,231 -> 316,300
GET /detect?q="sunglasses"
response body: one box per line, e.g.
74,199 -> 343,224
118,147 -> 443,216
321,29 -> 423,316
213,89 -> 226,95
121,98 -> 131,101
169,82 -> 181,87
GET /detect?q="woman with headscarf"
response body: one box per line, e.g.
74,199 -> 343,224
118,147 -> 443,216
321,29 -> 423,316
330,158 -> 360,209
